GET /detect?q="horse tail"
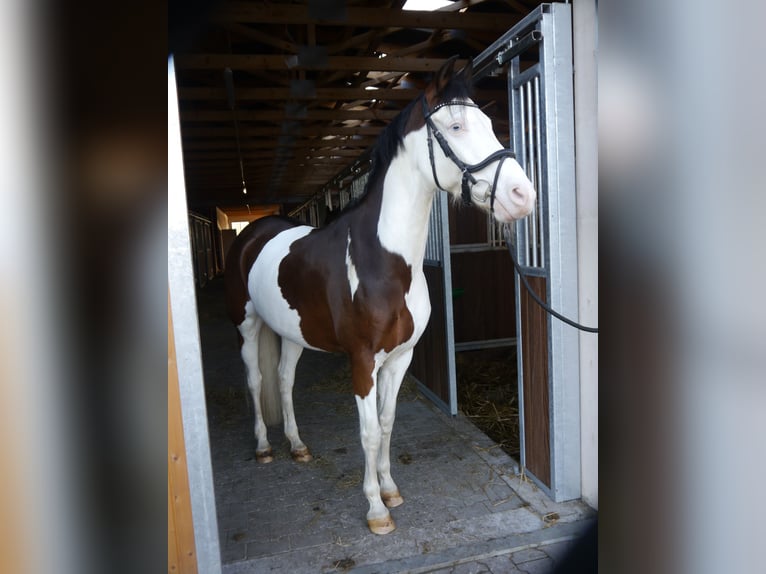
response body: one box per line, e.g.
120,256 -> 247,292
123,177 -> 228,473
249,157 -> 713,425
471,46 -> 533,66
258,324 -> 283,427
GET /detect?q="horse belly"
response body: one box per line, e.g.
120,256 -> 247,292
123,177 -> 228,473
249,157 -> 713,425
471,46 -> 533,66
247,225 -> 321,350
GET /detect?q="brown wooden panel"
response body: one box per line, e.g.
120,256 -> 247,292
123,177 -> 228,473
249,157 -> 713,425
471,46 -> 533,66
168,293 -> 199,574
450,250 -> 516,344
410,265 -> 449,405
520,276 -> 550,486
447,201 -> 489,245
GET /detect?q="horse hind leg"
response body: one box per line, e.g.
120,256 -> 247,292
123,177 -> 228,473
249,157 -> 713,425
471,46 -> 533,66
277,339 -> 312,462
238,312 -> 275,463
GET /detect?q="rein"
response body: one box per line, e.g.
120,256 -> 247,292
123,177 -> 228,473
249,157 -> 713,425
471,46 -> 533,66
423,97 -> 517,212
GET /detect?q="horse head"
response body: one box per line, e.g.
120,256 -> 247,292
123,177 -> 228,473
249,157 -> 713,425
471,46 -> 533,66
421,57 -> 536,223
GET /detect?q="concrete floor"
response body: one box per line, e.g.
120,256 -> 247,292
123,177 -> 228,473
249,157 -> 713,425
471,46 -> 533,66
198,278 -> 594,573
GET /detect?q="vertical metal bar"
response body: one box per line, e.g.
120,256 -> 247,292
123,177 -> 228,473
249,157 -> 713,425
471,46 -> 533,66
438,191 -> 459,415
506,36 -> 528,475
540,3 -> 580,502
518,84 -> 530,266
534,75 -> 545,266
526,81 -> 538,267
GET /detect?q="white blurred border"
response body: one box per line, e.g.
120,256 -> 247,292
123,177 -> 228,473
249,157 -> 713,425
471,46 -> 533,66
0,1 -> 83,574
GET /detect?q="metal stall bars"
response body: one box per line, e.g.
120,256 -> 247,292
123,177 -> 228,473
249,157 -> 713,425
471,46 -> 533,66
415,191 -> 459,415
473,3 -> 581,502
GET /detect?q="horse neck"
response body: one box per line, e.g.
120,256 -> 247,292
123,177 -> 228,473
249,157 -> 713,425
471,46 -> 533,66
374,136 -> 435,270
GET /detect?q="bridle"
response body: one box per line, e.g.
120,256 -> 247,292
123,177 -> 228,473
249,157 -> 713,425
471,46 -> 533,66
422,96 -> 517,213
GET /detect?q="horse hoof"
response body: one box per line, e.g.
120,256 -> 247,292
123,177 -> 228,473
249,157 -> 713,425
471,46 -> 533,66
256,449 -> 274,464
291,448 -> 312,462
382,491 -> 404,508
368,514 -> 396,535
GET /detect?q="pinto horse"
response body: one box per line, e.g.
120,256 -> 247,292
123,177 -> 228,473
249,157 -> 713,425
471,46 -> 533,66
224,57 -> 536,535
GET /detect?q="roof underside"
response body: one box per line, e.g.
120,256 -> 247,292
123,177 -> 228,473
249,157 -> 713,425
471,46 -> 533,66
174,0 -> 541,213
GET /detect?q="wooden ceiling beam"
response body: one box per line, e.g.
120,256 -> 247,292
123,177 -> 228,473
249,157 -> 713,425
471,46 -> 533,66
181,108 -> 401,122
175,54 -> 468,73
191,158 -> 351,168
224,22 -> 299,52
178,86 -> 422,101
214,3 -> 517,31
181,125 -> 384,137
185,149 -> 366,160
182,137 -> 377,150
325,28 -> 400,55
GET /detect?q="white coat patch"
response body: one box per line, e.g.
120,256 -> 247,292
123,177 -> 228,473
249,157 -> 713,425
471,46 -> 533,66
247,225 -> 318,349
346,231 -> 360,301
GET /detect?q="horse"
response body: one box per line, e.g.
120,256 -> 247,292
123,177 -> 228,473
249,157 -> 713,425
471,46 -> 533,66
224,56 -> 536,535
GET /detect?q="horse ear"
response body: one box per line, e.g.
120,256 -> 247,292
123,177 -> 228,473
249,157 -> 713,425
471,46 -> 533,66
426,55 -> 459,103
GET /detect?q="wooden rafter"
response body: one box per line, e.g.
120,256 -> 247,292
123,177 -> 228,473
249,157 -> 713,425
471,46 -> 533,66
175,55 -> 469,73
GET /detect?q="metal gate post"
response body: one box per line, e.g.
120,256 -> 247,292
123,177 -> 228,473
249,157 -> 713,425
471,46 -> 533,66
168,58 -> 223,573
537,2 -> 581,503
475,3 -> 581,501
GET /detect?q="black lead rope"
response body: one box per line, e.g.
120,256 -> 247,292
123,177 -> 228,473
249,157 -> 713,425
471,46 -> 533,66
503,226 -> 599,334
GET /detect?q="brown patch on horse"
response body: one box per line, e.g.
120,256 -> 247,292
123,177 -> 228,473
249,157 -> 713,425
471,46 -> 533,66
279,179 -> 415,398
224,216 -> 299,327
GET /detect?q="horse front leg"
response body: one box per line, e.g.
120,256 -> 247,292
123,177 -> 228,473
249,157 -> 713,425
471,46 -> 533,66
352,354 -> 395,534
376,349 -> 412,509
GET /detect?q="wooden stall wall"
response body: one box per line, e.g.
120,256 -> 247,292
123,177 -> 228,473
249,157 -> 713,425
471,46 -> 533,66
451,250 -> 516,344
448,203 -> 516,347
168,297 -> 199,574
410,264 -> 450,406
519,276 -> 551,486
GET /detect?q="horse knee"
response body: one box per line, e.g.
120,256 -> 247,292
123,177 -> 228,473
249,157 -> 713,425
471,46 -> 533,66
360,424 -> 381,451
379,412 -> 396,433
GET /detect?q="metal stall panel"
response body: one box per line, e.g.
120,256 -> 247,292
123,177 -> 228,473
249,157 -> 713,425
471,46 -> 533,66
410,192 -> 458,415
474,3 -> 581,501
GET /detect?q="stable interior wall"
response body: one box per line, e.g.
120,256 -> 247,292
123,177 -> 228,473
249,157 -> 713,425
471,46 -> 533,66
447,203 -> 516,347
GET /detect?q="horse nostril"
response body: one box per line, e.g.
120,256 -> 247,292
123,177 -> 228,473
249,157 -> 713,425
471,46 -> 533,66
511,186 -> 526,203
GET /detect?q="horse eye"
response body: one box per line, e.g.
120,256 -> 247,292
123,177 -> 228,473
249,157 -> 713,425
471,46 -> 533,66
450,123 -> 462,132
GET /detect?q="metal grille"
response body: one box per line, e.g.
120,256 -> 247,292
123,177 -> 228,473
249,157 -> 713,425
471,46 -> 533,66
339,189 -> 350,209
425,195 -> 444,264
349,172 -> 369,200
516,74 -> 546,268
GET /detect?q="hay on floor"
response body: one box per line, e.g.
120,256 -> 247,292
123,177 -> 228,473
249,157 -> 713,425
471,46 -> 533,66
456,347 -> 520,459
